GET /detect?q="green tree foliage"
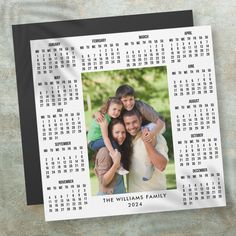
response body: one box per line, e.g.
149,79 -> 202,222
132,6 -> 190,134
82,66 -> 173,159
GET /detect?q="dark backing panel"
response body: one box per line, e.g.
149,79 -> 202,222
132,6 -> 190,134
12,10 -> 193,205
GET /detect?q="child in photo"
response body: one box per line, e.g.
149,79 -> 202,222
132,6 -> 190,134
88,97 -> 129,175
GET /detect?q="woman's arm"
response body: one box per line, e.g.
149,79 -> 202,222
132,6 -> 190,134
102,150 -> 121,186
95,148 -> 121,187
99,119 -> 115,155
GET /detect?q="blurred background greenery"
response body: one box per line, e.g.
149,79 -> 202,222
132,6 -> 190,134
82,66 -> 176,195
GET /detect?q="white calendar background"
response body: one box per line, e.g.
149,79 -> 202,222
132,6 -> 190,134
30,26 -> 226,221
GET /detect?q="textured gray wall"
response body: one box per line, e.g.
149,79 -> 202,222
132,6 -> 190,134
0,1 -> 236,235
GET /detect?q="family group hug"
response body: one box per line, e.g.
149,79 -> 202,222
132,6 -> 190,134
87,85 -> 169,195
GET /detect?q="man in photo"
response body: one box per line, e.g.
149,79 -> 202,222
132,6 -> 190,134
123,108 -> 169,192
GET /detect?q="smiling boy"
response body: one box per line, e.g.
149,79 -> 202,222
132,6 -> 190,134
115,85 -> 165,140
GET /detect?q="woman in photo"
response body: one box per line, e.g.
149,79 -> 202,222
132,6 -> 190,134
88,97 -> 128,175
94,119 -> 132,195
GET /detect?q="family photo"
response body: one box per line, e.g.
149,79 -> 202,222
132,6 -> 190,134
82,67 -> 176,195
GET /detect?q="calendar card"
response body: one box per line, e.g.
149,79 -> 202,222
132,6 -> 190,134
12,11 -> 194,205
27,25 -> 226,221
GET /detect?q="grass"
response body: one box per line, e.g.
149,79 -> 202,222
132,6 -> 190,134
165,159 -> 176,189
89,158 -> 176,195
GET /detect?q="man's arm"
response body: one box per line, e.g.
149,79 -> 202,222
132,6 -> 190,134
143,119 -> 165,143
136,100 -> 165,137
142,130 -> 167,172
153,118 -> 165,135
